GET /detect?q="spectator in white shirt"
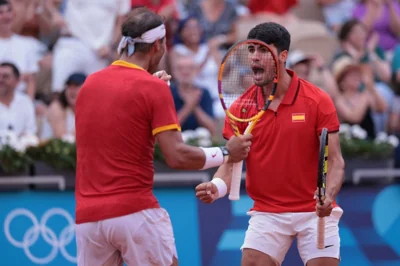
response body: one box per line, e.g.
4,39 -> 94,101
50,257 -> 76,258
51,0 -> 131,92
0,0 -> 46,99
0,62 -> 37,137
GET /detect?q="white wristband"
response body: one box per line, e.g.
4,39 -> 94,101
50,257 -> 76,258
211,178 -> 228,198
199,147 -> 224,170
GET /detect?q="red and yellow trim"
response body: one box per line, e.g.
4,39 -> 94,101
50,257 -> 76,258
152,124 -> 181,136
111,60 -> 145,71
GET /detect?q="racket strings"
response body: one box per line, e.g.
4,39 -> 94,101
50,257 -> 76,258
220,41 -> 278,121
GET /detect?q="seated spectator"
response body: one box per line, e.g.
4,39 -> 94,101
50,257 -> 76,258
336,18 -> 394,133
0,0 -> 46,99
287,50 -> 339,99
10,0 -> 61,40
51,0 -> 130,92
318,0 -> 357,33
170,56 -> 216,135
40,73 -> 85,140
333,56 -> 387,139
10,0 -> 65,99
188,0 -> 238,47
0,62 -> 36,136
352,0 -> 400,53
170,16 -> 223,117
336,19 -> 391,83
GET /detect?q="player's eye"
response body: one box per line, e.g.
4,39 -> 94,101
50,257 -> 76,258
248,46 -> 255,53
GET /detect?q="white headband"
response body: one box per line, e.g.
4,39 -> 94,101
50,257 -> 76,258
117,24 -> 166,56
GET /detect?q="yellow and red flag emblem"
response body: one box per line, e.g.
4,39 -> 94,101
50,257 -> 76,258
292,113 -> 305,122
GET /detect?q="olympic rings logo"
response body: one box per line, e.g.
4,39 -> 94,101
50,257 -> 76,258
3,208 -> 76,264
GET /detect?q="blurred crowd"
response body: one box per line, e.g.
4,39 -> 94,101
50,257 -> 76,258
0,0 -> 399,145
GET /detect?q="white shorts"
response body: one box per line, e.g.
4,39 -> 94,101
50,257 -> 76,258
241,207 -> 343,265
75,208 -> 177,266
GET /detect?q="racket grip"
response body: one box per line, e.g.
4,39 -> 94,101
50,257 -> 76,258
229,161 -> 243,201
317,217 -> 325,249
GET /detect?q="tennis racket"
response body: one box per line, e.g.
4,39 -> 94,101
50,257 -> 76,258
317,127 -> 328,249
217,39 -> 279,201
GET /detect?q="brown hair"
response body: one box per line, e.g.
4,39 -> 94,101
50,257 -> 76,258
121,7 -> 164,54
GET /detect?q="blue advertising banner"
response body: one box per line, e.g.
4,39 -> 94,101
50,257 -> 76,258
0,185 -> 400,266
0,188 -> 201,266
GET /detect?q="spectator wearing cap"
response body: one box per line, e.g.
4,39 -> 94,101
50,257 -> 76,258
0,62 -> 37,137
335,19 -> 393,133
333,56 -> 387,139
287,50 -> 339,99
41,73 -> 86,140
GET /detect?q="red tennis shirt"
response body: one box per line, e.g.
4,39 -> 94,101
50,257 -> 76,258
223,70 -> 340,213
75,60 -> 180,224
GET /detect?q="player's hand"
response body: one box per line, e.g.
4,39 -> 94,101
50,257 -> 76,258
153,70 -> 172,84
226,135 -> 252,163
195,182 -> 218,204
314,192 -> 334,217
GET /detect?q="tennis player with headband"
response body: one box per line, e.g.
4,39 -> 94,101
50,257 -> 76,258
74,7 -> 252,266
196,22 -> 345,266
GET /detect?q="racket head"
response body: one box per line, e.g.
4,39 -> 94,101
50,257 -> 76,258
218,39 -> 280,125
317,128 -> 328,204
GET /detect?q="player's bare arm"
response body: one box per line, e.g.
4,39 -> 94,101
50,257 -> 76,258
195,163 -> 233,203
316,132 -> 345,217
156,130 -> 252,170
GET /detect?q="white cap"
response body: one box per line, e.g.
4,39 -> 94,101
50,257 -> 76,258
287,50 -> 313,68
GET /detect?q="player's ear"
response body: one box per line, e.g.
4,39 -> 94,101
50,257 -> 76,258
153,38 -> 165,53
279,50 -> 288,63
152,40 -> 161,53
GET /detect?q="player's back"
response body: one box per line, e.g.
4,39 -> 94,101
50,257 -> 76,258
75,63 -> 164,224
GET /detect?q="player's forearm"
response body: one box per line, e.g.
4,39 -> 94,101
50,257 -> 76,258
213,163 -> 233,192
326,155 -> 345,200
166,143 -> 228,170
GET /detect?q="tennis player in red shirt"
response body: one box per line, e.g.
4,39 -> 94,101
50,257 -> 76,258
74,7 -> 251,266
196,22 -> 345,266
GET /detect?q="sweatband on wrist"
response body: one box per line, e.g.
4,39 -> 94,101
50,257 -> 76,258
199,147 -> 224,170
211,178 -> 228,198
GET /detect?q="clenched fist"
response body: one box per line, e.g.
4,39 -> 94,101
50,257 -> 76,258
226,135 -> 252,163
195,182 -> 219,204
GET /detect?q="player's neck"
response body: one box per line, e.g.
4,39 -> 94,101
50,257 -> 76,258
119,55 -> 150,72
